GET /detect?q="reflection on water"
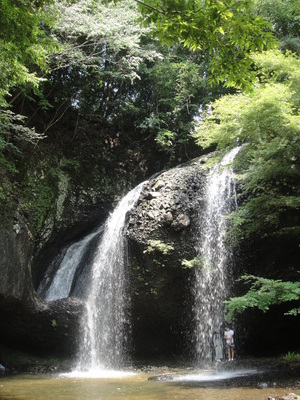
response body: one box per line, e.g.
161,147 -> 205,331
0,369 -> 292,400
174,368 -> 258,382
62,369 -> 137,379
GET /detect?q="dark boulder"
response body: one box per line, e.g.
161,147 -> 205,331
0,294 -> 84,357
126,156 -> 210,359
0,217 -> 84,357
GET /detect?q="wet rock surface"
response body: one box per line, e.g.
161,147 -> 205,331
126,155 -> 211,358
0,296 -> 84,357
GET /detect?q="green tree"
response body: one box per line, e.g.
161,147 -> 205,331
193,49 -> 300,238
133,0 -> 277,90
253,0 -> 300,54
193,47 -> 300,318
27,0 -> 222,156
226,275 -> 300,321
0,0 -> 57,175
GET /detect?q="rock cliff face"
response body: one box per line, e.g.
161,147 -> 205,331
126,154 -> 300,360
0,109 -> 203,359
0,216 -> 84,356
126,156 -> 211,358
0,151 -> 212,359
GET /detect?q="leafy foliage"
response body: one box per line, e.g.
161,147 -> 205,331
137,48 -> 211,155
282,352 -> 300,362
0,0 -> 55,106
192,25 -> 300,316
144,239 -> 174,255
226,275 -> 300,321
181,256 -> 204,270
194,50 -> 299,145
254,0 -> 300,39
32,0 -> 221,157
193,49 -> 300,240
0,0 -> 58,175
134,0 -> 277,90
253,0 -> 300,55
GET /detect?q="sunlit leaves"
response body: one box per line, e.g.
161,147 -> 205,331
134,0 -> 277,90
48,0 -> 164,113
0,0 -> 56,101
226,275 -> 300,321
194,82 -> 298,150
193,44 -> 300,319
0,0 -> 58,173
193,47 -> 300,243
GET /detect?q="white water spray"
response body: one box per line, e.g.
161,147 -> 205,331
76,182 -> 146,372
37,227 -> 103,301
193,147 -> 241,362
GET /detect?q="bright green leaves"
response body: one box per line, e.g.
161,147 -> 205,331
198,77 -> 299,238
226,275 -> 300,321
193,49 -> 300,162
0,0 -> 58,176
135,0 -> 277,90
49,0 -> 163,114
193,79 -> 299,151
0,0 -> 56,103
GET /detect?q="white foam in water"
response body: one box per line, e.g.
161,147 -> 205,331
174,369 -> 258,382
61,369 -> 136,379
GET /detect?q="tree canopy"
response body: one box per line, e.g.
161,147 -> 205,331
130,0 -> 277,90
0,0 -> 56,107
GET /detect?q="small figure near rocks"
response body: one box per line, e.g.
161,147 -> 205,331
268,393 -> 300,400
0,363 -> 5,373
224,326 -> 235,361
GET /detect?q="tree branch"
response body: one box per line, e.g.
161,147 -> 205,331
135,0 -> 166,15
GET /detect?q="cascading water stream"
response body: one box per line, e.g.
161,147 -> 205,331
37,182 -> 146,374
193,147 -> 241,363
75,182 -> 146,372
37,226 -> 103,301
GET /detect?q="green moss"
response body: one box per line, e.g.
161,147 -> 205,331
181,256 -> 204,270
144,239 -> 174,255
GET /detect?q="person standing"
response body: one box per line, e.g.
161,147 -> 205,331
213,330 -> 223,362
224,326 -> 235,361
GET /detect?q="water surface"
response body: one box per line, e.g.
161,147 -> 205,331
0,368 -> 291,400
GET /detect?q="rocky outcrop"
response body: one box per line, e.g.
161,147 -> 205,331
126,152 -> 300,360
0,216 -> 34,301
0,216 -> 84,356
126,155 -> 211,358
0,295 -> 84,356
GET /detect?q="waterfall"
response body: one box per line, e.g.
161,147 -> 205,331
37,226 -> 103,301
75,182 -> 146,372
193,147 -> 241,363
38,182 -> 145,372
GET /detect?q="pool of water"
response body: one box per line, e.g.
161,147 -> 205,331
0,368 -> 292,400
